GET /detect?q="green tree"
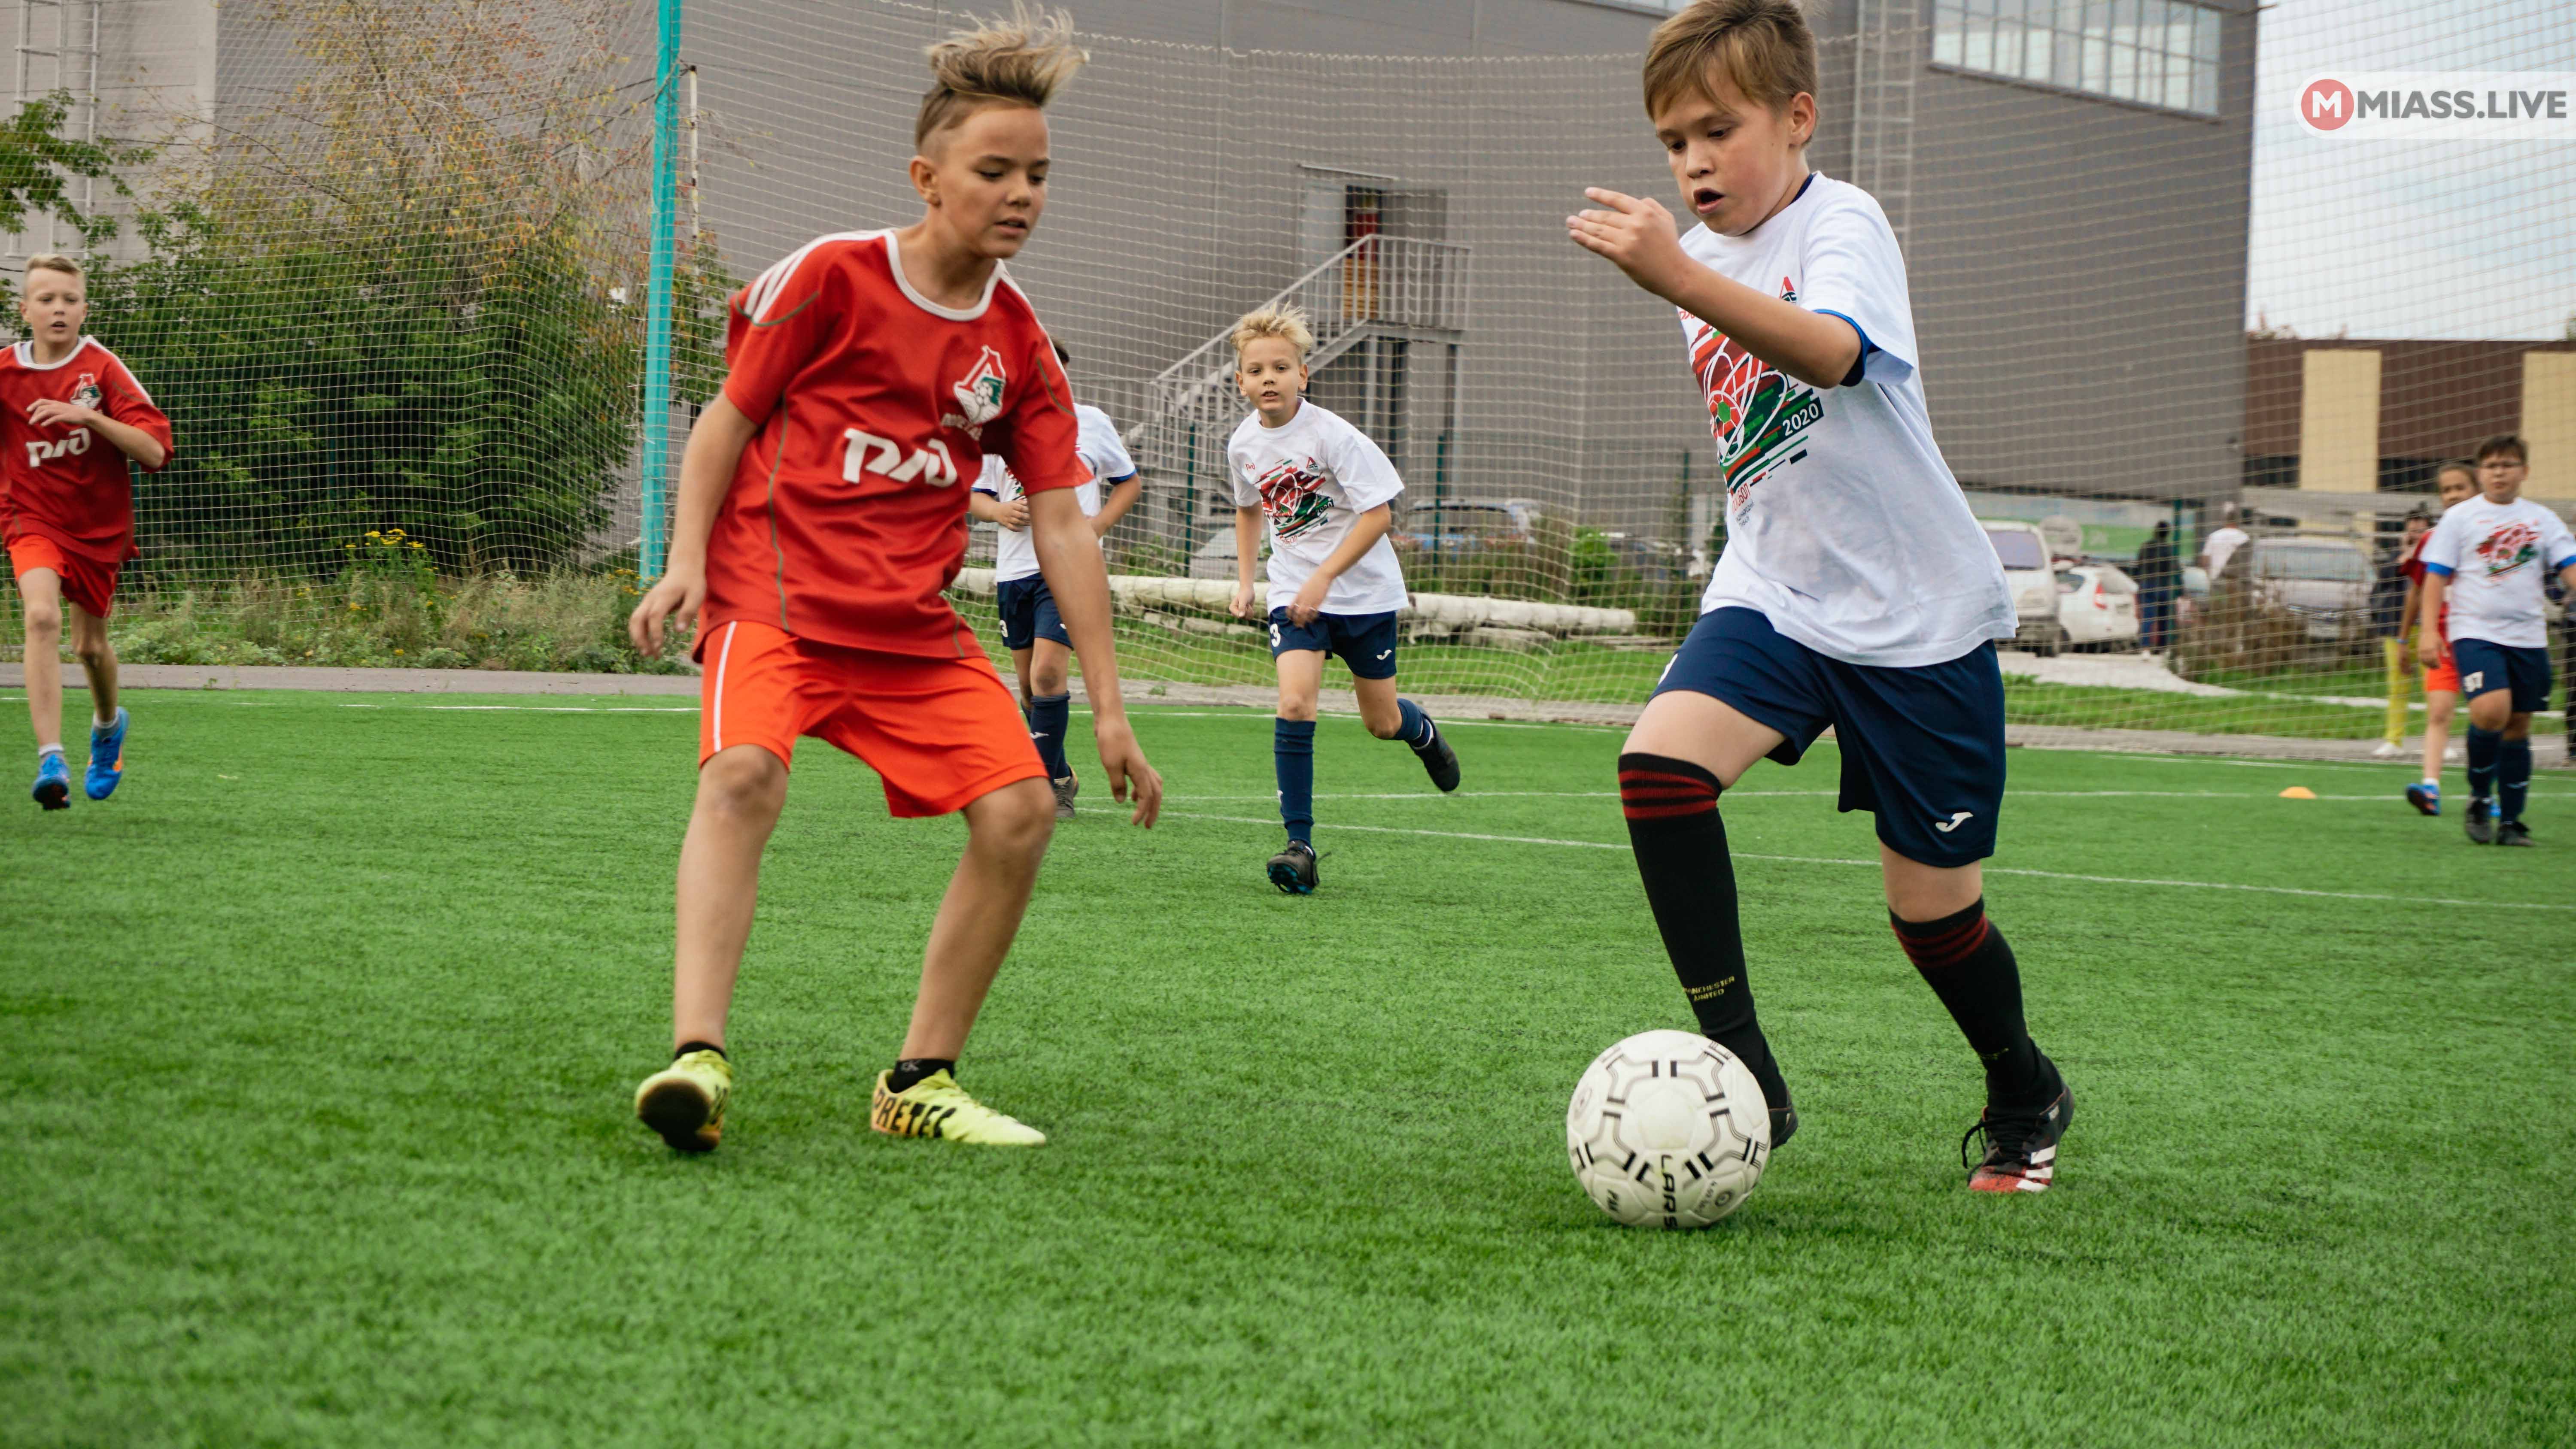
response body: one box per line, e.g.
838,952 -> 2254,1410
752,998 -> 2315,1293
0,91 -> 146,251
84,0 -> 736,583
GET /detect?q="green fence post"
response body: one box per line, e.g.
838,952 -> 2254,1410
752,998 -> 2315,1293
639,0 -> 682,580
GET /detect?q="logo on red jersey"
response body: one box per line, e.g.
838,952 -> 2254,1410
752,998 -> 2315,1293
2474,521 -> 2539,577
1683,276 -> 1826,517
1254,455 -> 1334,542
24,429 -> 91,467
70,372 -> 101,411
843,427 -> 960,487
945,346 -> 1009,431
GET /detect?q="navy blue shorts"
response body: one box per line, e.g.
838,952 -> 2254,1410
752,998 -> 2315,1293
1268,608 -> 1399,680
995,576 -> 1067,652
2451,637 -> 2552,713
1653,606 -> 2008,867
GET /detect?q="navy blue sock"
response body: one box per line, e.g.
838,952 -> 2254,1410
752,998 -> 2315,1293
1029,692 -> 1072,780
2466,726 -> 2501,801
2498,736 -> 2532,822
1396,697 -> 1436,750
1275,718 -> 1315,844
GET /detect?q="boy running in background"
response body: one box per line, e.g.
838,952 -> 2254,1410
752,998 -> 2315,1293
1225,304 -> 1459,894
2416,435 -> 2576,846
1569,0 -> 2069,1192
2,254 -> 173,808
625,9 -> 1161,1152
969,340 -> 1140,819
2396,462 -> 2477,813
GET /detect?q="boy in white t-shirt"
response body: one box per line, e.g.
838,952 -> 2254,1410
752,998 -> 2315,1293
1567,0 -> 2067,1194
969,341 -> 1142,819
2417,434 -> 2576,847
1225,305 -> 1459,894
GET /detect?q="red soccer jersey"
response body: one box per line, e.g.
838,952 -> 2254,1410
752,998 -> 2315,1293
2399,529 -> 2450,635
0,337 -> 173,561
702,230 -> 1085,658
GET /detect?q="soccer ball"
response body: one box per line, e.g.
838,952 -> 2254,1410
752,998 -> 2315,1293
1566,1029 -> 1770,1228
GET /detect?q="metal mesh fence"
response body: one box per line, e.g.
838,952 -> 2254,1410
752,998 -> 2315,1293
7,0 -> 2570,751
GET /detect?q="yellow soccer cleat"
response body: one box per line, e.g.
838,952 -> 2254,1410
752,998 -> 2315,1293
635,1049 -> 732,1153
870,1069 -> 1046,1147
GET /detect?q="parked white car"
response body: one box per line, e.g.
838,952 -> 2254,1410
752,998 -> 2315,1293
1985,522 -> 2063,653
1984,522 -> 2141,655
2059,563 -> 2142,651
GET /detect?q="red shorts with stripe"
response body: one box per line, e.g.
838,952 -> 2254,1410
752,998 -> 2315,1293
6,532 -> 119,616
699,618 -> 1045,817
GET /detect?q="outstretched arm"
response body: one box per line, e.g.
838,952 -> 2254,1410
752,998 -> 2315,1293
629,395 -> 759,655
1565,187 -> 1861,389
1030,486 -> 1162,826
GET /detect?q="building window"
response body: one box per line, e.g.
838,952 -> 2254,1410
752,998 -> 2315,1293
1933,0 -> 2222,116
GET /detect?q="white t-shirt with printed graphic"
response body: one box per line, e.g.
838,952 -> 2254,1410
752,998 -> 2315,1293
1678,173 -> 2014,669
2420,494 -> 2576,649
1227,400 -> 1409,615
973,402 -> 1138,583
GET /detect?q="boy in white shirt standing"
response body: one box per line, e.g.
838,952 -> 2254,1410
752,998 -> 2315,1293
970,341 -> 1142,819
1568,0 -> 2069,1193
2416,434 -> 2576,847
1225,305 -> 1459,894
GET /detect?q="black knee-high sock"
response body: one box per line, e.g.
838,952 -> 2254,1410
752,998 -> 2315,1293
1617,752 -> 1788,1109
1892,899 -> 2044,1105
2498,736 -> 2532,822
2466,726 -> 2501,801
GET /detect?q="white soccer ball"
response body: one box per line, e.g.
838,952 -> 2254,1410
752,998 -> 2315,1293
1566,1029 -> 1771,1228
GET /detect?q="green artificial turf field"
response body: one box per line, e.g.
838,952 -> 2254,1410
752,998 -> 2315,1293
4,691 -> 2572,1446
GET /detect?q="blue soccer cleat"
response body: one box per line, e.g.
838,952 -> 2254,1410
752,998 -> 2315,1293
85,706 -> 128,800
2405,780 -> 2440,816
31,751 -> 70,810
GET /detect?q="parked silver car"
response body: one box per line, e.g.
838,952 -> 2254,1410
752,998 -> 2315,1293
2242,536 -> 2373,642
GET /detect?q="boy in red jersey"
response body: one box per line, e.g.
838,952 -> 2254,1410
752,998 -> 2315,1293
626,9 -> 1160,1151
2,254 -> 173,809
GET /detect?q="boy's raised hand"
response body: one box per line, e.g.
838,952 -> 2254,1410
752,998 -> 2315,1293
629,567 -> 704,656
1567,187 -> 1690,300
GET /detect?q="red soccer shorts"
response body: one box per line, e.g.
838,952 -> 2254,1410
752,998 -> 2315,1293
2422,655 -> 2460,695
698,618 -> 1045,817
6,532 -> 118,617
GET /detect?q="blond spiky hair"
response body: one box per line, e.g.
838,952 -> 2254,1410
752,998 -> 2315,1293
1230,304 -> 1316,363
915,5 -> 1087,151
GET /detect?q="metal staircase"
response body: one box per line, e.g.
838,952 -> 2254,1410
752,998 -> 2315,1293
1134,233 -> 1470,555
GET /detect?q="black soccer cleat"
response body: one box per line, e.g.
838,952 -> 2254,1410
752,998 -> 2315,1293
1962,1053 -> 2071,1194
1267,840 -> 1318,895
2496,820 -> 2533,847
1413,724 -> 1461,794
2464,796 -> 2497,844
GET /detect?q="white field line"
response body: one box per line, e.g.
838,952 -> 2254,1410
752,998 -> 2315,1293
1160,811 -> 2576,912
17,694 -> 2570,782
1166,787 -> 2576,803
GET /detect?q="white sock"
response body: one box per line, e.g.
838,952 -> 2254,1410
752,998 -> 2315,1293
37,743 -> 63,760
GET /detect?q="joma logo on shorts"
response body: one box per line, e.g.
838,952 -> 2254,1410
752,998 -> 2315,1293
843,428 -> 959,487
24,430 -> 90,467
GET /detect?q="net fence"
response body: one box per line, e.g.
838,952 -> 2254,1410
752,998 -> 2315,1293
7,0 -> 2572,751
